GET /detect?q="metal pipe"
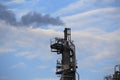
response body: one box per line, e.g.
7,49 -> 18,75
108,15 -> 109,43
114,64 -> 120,72
76,72 -> 80,80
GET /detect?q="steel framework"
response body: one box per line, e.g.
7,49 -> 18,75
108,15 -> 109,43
50,28 -> 78,80
104,65 -> 120,80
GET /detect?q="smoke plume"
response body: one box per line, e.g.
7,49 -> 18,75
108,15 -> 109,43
0,4 -> 16,25
20,12 -> 64,26
0,4 -> 64,27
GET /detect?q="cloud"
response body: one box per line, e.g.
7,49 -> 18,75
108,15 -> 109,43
0,5 -> 120,78
62,7 -> 120,31
11,62 -> 26,69
6,0 -> 25,4
73,29 -> 120,70
20,12 -> 64,27
54,0 -> 98,16
0,19 -> 120,63
54,0 -> 120,16
0,4 -> 64,27
0,4 -> 16,25
60,7 -> 120,69
0,1 -> 119,80
0,22 -> 62,61
37,65 -> 48,69
15,52 -> 39,59
0,0 -> 26,5
91,64 -> 113,73
0,19 -> 120,80
33,78 -> 59,80
53,0 -> 84,16
0,48 -> 16,54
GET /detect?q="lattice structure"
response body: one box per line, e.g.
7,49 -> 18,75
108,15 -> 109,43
104,65 -> 120,80
50,28 -> 78,80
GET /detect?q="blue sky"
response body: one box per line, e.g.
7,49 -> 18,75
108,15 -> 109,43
0,0 -> 120,80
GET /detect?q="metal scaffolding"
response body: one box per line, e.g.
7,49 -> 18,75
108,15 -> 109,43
104,65 -> 120,80
50,28 -> 78,80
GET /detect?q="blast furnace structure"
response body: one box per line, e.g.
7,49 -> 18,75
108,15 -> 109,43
50,28 -> 79,80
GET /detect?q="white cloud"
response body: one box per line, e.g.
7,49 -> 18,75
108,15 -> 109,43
0,18 -> 120,79
0,22 -> 62,61
5,0 -> 25,5
37,65 -> 48,69
33,77 -> 59,80
91,65 -> 113,73
54,0 -> 120,16
53,0 -> 98,16
0,19 -> 120,70
53,0 -> 84,16
11,0 -> 25,3
0,48 -> 16,54
78,59 -> 94,68
11,62 -> 26,69
72,28 -> 120,69
0,0 -> 120,80
63,7 -> 120,20
16,52 -> 39,59
62,7 -> 120,30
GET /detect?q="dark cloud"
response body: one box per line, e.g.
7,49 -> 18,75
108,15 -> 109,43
0,4 -> 64,27
20,12 -> 64,27
0,4 -> 16,25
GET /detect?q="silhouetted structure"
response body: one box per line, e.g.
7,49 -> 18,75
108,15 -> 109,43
104,65 -> 120,80
50,28 -> 79,80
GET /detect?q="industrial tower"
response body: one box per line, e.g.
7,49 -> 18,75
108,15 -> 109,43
50,28 -> 78,80
104,64 -> 120,80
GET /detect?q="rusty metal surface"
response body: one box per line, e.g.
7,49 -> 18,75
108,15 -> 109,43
50,28 -> 77,80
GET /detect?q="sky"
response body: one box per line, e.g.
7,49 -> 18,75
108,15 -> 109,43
0,0 -> 120,80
